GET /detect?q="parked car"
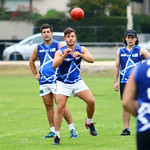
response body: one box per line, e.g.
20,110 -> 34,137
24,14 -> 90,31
139,41 -> 150,51
2,32 -> 65,60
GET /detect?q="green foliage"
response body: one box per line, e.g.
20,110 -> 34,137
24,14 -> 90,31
34,16 -> 127,42
109,0 -> 128,16
67,0 -> 129,17
133,14 -> 150,33
43,9 -> 66,19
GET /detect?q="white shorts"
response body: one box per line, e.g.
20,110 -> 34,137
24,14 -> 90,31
39,84 -> 56,96
56,80 -> 89,97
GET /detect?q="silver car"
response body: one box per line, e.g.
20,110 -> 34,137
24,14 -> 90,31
2,32 -> 65,60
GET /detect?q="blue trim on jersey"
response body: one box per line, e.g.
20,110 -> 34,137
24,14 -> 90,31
119,45 -> 142,83
37,39 -> 59,85
134,58 -> 150,132
57,45 -> 82,84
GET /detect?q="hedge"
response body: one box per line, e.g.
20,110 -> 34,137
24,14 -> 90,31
34,17 -> 127,42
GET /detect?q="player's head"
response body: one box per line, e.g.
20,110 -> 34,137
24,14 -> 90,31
40,24 -> 53,42
40,24 -> 53,33
64,27 -> 76,46
64,27 -> 76,37
123,29 -> 139,45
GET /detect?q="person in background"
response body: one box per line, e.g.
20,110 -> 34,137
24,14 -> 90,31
122,58 -> 150,150
114,29 -> 150,135
52,27 -> 97,145
29,24 -> 77,139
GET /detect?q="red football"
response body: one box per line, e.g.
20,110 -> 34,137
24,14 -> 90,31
70,8 -> 84,21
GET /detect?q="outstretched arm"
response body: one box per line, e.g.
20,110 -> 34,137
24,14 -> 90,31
73,46 -> 94,63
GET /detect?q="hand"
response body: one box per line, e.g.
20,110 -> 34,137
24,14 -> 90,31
114,82 -> 119,92
35,74 -> 40,81
73,51 -> 80,57
64,48 -> 72,56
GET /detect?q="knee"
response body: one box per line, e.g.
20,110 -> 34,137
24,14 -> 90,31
57,104 -> 65,114
44,103 -> 53,111
88,98 -> 95,106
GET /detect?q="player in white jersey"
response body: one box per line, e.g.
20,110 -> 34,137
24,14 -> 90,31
52,27 -> 97,145
29,24 -> 77,139
114,29 -> 150,135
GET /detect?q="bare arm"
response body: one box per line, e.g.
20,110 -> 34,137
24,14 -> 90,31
73,46 -> 94,63
122,69 -> 139,117
114,49 -> 120,92
29,46 -> 40,81
53,48 -> 72,69
140,47 -> 150,59
59,42 -> 65,49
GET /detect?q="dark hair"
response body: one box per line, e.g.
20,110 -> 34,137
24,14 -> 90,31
64,27 -> 76,37
122,36 -> 139,45
40,24 -> 53,33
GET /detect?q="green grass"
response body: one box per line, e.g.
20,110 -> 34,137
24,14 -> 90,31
0,66 -> 137,150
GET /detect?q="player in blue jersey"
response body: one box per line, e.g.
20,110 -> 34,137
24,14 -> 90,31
52,27 -> 97,145
29,24 -> 77,139
114,29 -> 150,136
122,58 -> 150,150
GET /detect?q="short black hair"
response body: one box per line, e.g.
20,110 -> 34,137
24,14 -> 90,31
40,24 -> 53,33
64,27 -> 76,37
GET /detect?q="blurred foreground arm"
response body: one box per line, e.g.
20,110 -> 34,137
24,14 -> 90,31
122,69 -> 139,117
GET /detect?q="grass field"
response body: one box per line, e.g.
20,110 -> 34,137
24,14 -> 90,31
0,64 -> 137,150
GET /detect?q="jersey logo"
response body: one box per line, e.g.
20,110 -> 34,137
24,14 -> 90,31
132,53 -> 138,57
50,48 -> 56,52
121,54 -> 126,57
39,49 -> 44,53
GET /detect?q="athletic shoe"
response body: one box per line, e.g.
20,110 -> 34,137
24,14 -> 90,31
43,131 -> 55,138
53,136 -> 60,145
85,121 -> 97,136
121,129 -> 130,136
70,129 -> 78,138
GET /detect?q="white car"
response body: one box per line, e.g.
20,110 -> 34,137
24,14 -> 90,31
3,32 -> 65,60
139,41 -> 150,51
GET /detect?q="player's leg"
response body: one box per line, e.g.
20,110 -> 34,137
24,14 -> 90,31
75,89 -> 97,136
53,93 -> 77,138
120,83 -> 130,135
75,89 -> 95,119
42,93 -> 55,138
53,94 -> 68,145
121,108 -> 130,135
40,84 -> 55,138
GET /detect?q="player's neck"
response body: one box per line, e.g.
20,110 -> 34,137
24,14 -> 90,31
67,45 -> 75,51
126,44 -> 135,51
44,39 -> 53,46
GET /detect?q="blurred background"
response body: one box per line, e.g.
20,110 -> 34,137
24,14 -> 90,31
0,0 -> 150,60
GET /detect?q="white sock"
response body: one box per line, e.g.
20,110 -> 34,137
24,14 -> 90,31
50,127 -> 55,133
55,131 -> 60,138
87,118 -> 93,124
68,123 -> 75,131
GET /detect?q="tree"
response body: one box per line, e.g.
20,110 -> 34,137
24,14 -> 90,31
67,0 -> 129,17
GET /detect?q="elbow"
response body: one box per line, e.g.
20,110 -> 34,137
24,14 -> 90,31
53,64 -> 57,69
91,59 -> 94,63
53,62 -> 57,69
89,58 -> 94,63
